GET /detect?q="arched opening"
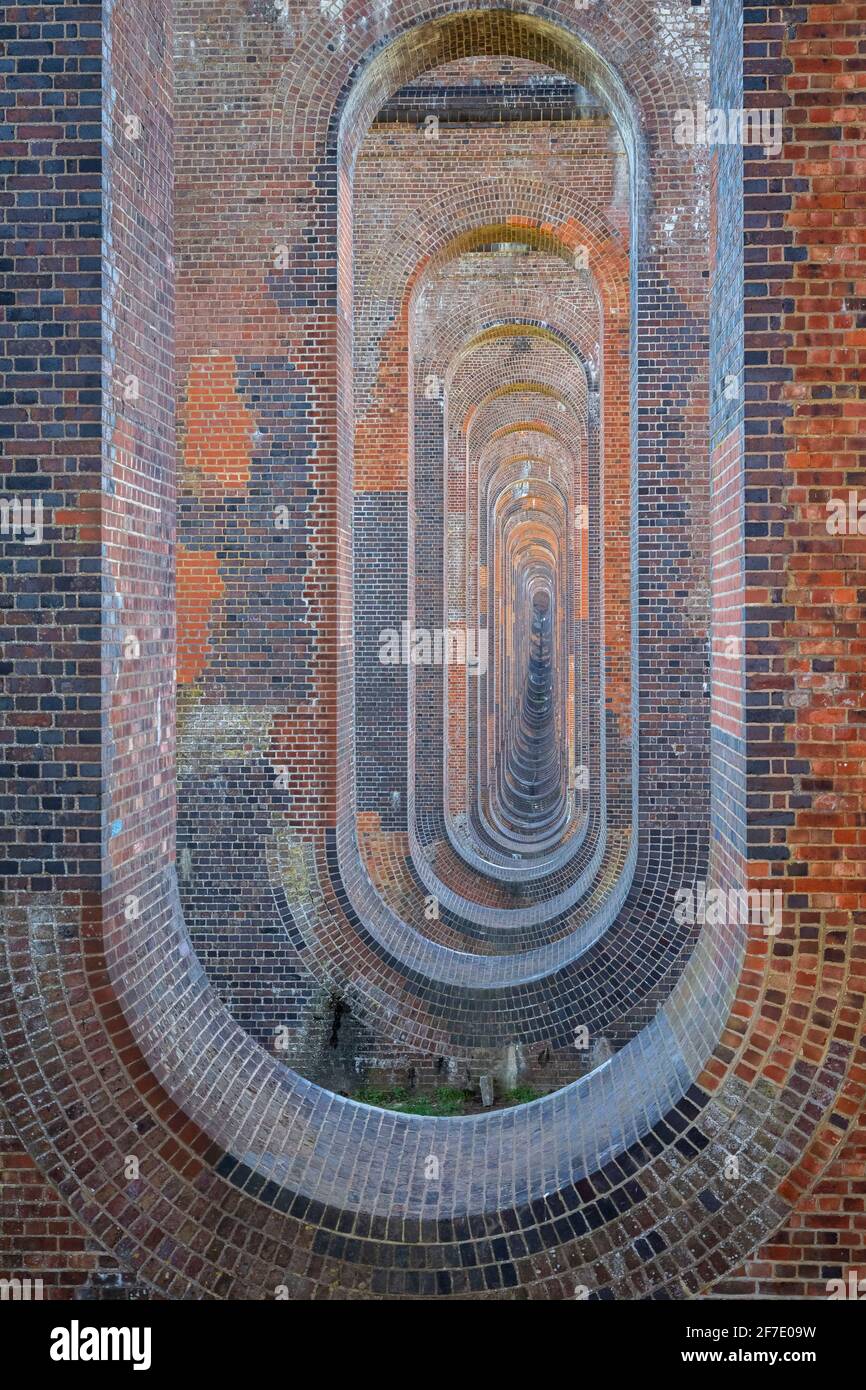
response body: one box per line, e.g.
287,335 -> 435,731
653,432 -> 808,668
168,7 -> 718,1117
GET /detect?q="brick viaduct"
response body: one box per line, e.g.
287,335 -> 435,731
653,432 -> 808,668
1,1 -> 865,1300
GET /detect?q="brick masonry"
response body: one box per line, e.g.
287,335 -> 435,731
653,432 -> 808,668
1,0 -> 864,1302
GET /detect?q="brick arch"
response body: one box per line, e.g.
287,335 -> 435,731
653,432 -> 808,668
145,0 -> 711,1273
443,347 -> 589,873
10,0 -> 863,1305
271,1 -> 690,173
372,318 -> 594,900
349,208 -> 630,933
375,294 -> 619,922
362,254 -> 610,926
222,0 -> 702,1066
449,320 -> 600,392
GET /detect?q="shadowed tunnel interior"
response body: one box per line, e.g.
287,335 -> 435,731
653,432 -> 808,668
499,587 -> 561,841
172,16 -> 708,1103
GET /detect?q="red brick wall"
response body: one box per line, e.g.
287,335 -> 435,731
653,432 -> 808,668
702,0 -> 866,1301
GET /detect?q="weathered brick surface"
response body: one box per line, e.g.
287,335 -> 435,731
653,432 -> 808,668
1,0 -> 864,1303
0,2 -> 103,902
